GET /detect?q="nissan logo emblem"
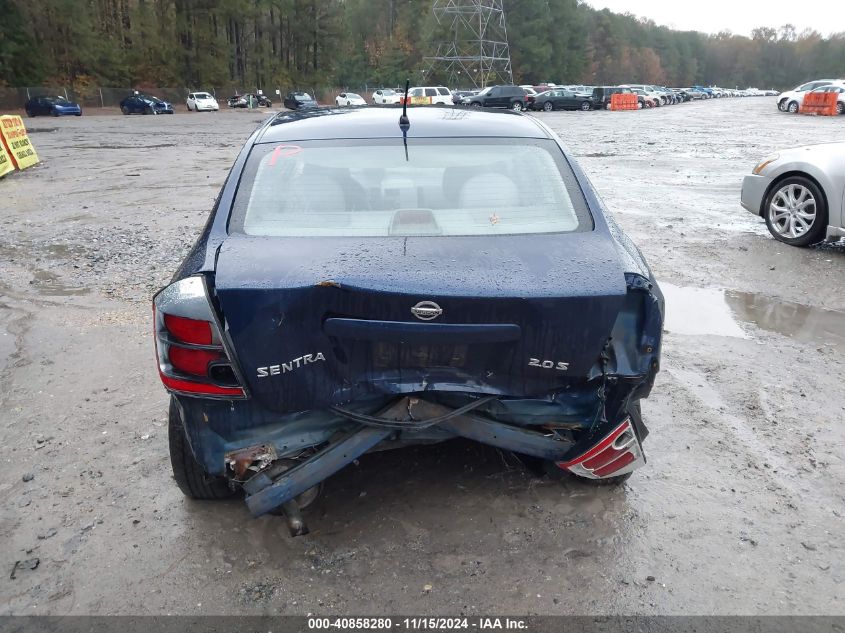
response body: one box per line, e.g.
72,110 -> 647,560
411,301 -> 442,321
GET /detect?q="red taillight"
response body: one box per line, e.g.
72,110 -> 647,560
593,452 -> 636,478
557,418 -> 645,479
582,443 -> 629,470
159,374 -> 244,397
153,276 -> 246,399
163,314 -> 212,345
168,346 -> 222,376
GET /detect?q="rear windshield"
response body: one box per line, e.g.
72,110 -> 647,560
229,138 -> 592,237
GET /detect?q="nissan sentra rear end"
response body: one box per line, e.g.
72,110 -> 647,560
153,107 -> 663,535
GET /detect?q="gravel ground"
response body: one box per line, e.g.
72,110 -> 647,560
0,99 -> 843,615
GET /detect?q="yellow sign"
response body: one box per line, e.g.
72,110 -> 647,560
0,137 -> 13,178
0,115 -> 39,170
410,96 -> 431,105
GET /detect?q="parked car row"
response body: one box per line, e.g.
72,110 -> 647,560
311,82 -> 776,114
776,79 -> 845,115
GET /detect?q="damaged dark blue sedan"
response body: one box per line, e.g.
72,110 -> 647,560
153,105 -> 664,535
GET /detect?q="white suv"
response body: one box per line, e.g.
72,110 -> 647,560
405,86 -> 452,105
778,80 -> 837,113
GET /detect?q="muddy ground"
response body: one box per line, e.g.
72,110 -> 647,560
0,98 -> 843,615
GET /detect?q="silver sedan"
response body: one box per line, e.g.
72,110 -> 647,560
741,142 -> 845,246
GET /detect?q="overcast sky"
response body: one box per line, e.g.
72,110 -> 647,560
584,0 -> 840,37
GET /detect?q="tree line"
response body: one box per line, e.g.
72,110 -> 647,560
1,0 -> 844,91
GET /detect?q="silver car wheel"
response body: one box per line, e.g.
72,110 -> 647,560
768,183 -> 816,238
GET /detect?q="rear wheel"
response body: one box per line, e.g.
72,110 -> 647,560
121,105 -> 129,115
837,102 -> 844,115
511,101 -> 523,111
168,398 -> 236,500
787,101 -> 799,113
579,100 -> 591,111
543,101 -> 553,112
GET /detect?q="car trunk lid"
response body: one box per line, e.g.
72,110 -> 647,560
214,233 -> 627,414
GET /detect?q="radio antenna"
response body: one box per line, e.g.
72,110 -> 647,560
399,78 -> 410,161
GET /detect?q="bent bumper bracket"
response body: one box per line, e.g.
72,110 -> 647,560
243,426 -> 391,517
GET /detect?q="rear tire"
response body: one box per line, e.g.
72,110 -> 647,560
837,102 -> 844,115
787,101 -> 799,113
511,101 -> 523,111
121,106 -> 129,115
580,100 -> 591,111
543,101 -> 553,112
168,398 -> 236,500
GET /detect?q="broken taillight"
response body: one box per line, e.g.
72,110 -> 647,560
153,276 -> 246,398
556,417 -> 644,479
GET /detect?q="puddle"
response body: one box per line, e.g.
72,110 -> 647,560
660,283 -> 748,338
30,270 -> 90,296
660,282 -> 844,351
725,291 -> 844,351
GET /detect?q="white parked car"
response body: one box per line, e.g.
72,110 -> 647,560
777,79 -> 838,113
741,142 -> 845,246
405,86 -> 452,105
186,92 -> 219,112
335,92 -> 367,107
371,88 -> 401,104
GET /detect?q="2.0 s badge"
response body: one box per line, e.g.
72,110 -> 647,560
528,358 -> 569,371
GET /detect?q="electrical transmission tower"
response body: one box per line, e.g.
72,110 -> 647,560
424,0 -> 513,89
